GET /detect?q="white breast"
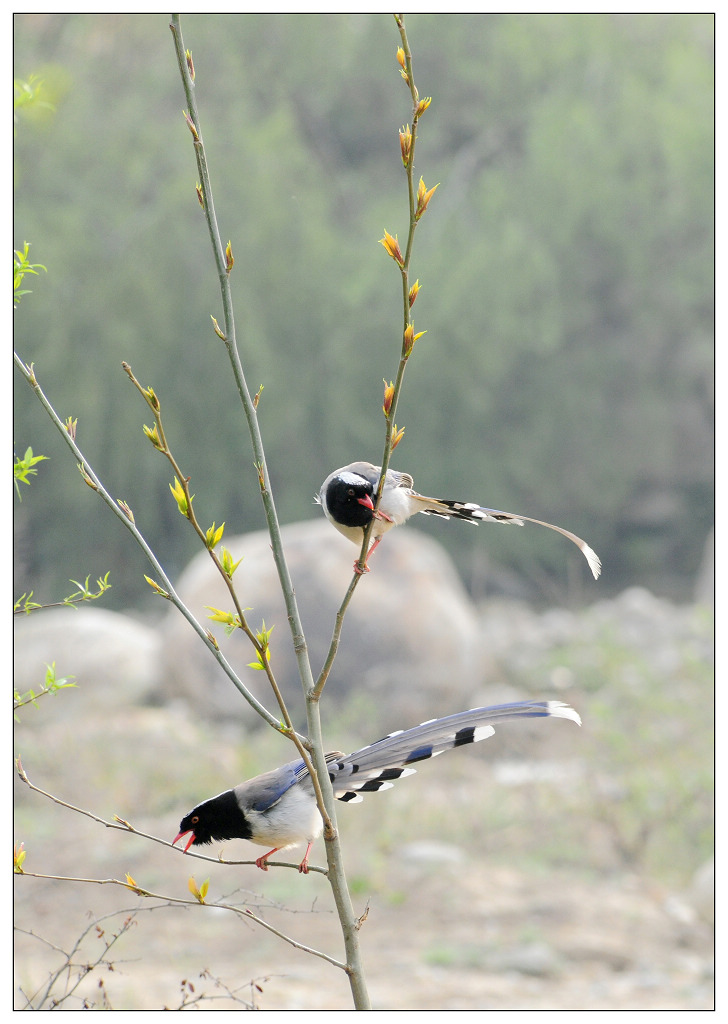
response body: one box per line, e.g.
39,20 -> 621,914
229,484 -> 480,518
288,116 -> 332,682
245,786 -> 323,851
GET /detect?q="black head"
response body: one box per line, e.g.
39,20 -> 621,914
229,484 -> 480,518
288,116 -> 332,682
173,790 -> 251,852
324,472 -> 375,529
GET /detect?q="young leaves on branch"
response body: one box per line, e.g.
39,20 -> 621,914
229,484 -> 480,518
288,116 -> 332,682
14,573 -> 112,615
13,446 -> 48,499
14,662 -> 76,720
13,242 -> 47,305
248,622 -> 274,671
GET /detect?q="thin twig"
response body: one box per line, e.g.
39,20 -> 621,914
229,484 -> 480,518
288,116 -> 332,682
317,13 -> 430,695
14,758 -> 327,873
12,353 -> 299,742
169,15 -> 370,1006
16,868 -> 344,970
121,361 -> 304,754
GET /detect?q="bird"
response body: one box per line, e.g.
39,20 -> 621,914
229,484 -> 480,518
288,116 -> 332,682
173,700 -> 581,874
317,461 -> 601,578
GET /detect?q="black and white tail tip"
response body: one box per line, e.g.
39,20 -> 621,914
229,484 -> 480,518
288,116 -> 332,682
327,700 -> 582,803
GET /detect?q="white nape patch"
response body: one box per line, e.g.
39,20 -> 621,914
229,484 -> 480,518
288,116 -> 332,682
473,725 -> 496,742
339,471 -> 367,486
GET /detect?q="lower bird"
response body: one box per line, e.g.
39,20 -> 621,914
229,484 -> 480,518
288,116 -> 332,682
317,461 -> 601,578
173,700 -> 581,873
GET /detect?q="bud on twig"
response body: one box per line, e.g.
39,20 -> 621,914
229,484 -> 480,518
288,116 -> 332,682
210,315 -> 226,340
144,576 -> 169,598
143,423 -> 163,450
254,461 -> 266,492
125,873 -> 149,897
183,110 -> 199,141
219,547 -> 243,579
248,621 -> 275,671
205,521 -> 225,550
391,424 -> 405,451
169,476 -> 194,517
188,877 -> 210,904
117,499 -> 135,524
380,229 -> 404,268
13,842 -> 26,874
382,380 -> 395,418
415,177 -> 439,220
206,605 -> 241,627
403,323 -> 426,358
142,385 -> 160,412
78,464 -> 97,490
399,124 -> 412,167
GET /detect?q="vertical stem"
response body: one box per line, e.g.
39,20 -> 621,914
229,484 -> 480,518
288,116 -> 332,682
373,14 -> 425,502
169,15 -> 370,1009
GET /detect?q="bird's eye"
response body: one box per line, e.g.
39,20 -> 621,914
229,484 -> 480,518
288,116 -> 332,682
191,815 -> 199,825
347,488 -> 355,497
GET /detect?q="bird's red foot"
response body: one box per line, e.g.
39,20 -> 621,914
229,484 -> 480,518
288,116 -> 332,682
255,845 -> 281,870
297,843 -> 313,874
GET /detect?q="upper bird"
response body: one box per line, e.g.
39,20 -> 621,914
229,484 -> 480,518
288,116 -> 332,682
317,461 -> 601,578
173,700 -> 581,874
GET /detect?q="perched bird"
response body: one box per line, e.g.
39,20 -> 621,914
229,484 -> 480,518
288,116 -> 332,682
173,700 -> 581,874
317,461 -> 601,578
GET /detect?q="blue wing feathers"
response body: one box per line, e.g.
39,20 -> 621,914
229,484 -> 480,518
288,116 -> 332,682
240,760 -> 303,812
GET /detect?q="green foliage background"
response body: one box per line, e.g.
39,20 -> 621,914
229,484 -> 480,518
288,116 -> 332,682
13,13 -> 714,610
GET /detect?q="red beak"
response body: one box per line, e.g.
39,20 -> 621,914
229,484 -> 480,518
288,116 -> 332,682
357,494 -> 375,510
173,830 -> 196,853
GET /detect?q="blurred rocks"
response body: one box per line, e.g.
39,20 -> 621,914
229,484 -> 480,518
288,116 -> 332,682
13,606 -> 162,721
14,527 -> 713,738
475,585 -> 713,697
693,528 -> 714,606
158,519 -> 483,729
687,858 -> 715,927
14,538 -> 714,1011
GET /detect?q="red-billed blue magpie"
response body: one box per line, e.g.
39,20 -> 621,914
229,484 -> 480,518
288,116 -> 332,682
317,461 -> 601,577
173,700 -> 581,873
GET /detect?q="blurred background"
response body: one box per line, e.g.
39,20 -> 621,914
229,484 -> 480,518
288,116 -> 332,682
14,13 -> 713,1010
14,12 -> 714,608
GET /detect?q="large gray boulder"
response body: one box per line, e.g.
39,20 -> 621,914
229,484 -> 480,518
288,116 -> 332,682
13,606 -> 162,721
159,519 -> 484,729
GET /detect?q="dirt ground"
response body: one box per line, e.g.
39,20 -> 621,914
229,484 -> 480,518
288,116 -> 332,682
14,802 -> 714,1011
14,594 -> 714,1012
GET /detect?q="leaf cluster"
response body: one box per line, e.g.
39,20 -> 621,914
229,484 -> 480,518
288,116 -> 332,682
13,662 -> 76,721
